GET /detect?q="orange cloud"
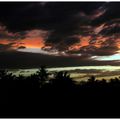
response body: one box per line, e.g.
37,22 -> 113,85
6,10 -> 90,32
20,37 -> 45,48
69,36 -> 91,51
0,39 -> 17,49
0,37 -> 45,50
0,27 -> 48,52
92,36 -> 108,48
0,39 -> 10,44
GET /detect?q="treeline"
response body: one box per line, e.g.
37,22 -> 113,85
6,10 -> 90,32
0,66 -> 74,89
1,66 -> 120,117
1,66 -> 120,89
0,66 -> 120,88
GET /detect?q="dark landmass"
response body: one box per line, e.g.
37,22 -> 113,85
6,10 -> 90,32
0,66 -> 120,118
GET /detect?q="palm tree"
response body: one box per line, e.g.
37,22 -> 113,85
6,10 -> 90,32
52,71 -> 74,88
36,66 -> 49,87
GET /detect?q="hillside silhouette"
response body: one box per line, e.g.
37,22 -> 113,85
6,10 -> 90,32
0,66 -> 120,118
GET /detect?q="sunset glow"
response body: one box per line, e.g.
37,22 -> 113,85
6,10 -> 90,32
20,37 -> 45,48
0,2 -> 120,68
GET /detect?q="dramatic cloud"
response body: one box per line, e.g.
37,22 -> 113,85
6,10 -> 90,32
0,25 -> 49,51
0,43 -> 16,52
0,25 -> 25,41
0,2 -> 120,68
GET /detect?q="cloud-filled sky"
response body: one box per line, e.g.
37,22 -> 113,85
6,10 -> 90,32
1,2 -> 120,68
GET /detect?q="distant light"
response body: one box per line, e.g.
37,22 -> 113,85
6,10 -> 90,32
92,54 -> 120,61
18,48 -> 47,54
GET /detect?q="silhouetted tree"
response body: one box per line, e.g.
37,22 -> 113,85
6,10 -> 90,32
50,71 -> 74,89
0,69 -> 15,80
88,76 -> 96,83
36,66 -> 49,88
0,70 -> 8,80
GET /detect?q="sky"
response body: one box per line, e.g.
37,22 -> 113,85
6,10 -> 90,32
1,2 -> 120,68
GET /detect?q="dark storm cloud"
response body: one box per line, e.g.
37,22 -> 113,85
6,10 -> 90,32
17,46 -> 26,49
42,2 -> 108,51
0,2 -> 120,68
0,25 -> 26,41
0,2 -> 104,31
0,1 -> 106,49
94,46 -> 118,56
45,36 -> 81,51
0,2 -> 108,53
99,19 -> 120,36
43,12 -> 89,49
0,51 -> 120,69
64,37 -> 80,46
67,41 -> 118,56
0,43 -> 15,52
92,2 -> 120,26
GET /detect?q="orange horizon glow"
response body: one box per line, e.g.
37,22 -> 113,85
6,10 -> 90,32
0,39 -> 11,44
0,37 -> 45,49
1,34 -> 120,56
20,37 -> 45,48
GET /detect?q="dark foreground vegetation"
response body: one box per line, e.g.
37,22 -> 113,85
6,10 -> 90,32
1,66 -> 120,118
